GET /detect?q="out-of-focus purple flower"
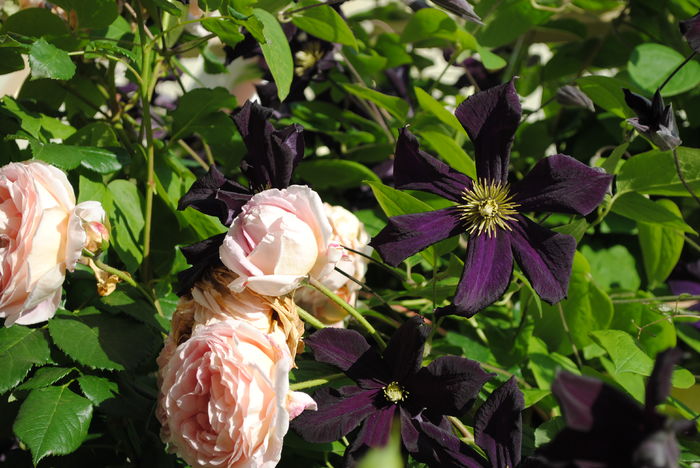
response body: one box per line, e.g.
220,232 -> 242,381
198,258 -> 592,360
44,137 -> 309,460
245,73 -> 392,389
668,259 -> 700,312
176,100 -> 304,294
292,316 -> 493,467
455,57 -> 503,91
534,348 -> 696,468
370,81 -> 612,317
680,11 -> 700,53
555,85 -> 595,112
623,89 -> 681,151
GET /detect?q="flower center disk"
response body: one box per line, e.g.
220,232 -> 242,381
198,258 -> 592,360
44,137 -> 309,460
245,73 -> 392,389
458,179 -> 519,237
383,381 -> 408,404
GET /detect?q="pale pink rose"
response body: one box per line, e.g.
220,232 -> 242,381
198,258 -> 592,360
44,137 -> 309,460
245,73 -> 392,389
296,204 -> 371,325
0,161 -> 81,326
219,185 -> 342,297
157,320 -> 316,468
66,200 -> 108,269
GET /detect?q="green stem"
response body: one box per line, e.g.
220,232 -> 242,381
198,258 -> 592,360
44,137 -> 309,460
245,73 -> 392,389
658,51 -> 696,93
308,277 -> 387,350
289,373 -> 346,391
672,148 -> 700,207
558,302 -> 583,368
612,294 -> 700,304
296,306 -> 326,330
685,235 -> 700,254
92,258 -> 156,305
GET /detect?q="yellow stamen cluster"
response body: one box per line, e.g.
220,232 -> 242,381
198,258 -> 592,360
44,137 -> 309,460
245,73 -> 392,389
383,381 -> 408,404
458,179 -> 519,237
294,42 -> 325,77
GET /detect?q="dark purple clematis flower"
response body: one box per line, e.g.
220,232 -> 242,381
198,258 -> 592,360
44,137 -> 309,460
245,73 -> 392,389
534,348 -> 697,468
370,81 -> 613,317
291,316 -> 494,467
176,100 -> 304,294
668,259 -> 700,312
623,89 -> 681,151
680,11 -> 700,53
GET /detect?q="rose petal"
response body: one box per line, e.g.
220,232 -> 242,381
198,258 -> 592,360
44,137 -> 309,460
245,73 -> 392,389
511,154 -> 612,216
370,208 -> 462,267
437,232 -> 513,318
394,127 -> 472,202
509,216 -> 576,304
455,80 -> 521,183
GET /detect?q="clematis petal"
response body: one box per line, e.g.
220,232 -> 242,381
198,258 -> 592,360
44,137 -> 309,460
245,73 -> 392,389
394,127 -> 472,202
401,411 -> 486,468
408,356 -> 492,417
681,12 -> 700,53
382,316 -> 429,382
305,327 -> 387,385
176,233 -> 226,295
233,100 -> 304,191
436,232 -> 513,318
645,348 -> 683,411
474,377 -> 524,468
177,165 -> 251,225
509,216 -> 576,305
511,154 -> 612,216
291,386 -> 380,443
455,80 -> 521,183
430,0 -> 482,23
356,405 -> 397,448
370,208 -> 463,267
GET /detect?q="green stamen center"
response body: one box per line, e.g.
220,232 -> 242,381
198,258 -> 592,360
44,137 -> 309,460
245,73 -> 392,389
458,179 -> 520,237
383,381 -> 408,404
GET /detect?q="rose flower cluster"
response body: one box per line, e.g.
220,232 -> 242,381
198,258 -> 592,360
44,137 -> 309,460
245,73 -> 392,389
155,101 -> 372,467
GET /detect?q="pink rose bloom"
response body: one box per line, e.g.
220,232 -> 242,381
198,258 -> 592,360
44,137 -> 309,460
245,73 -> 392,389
0,161 -> 88,326
157,320 -> 316,468
296,204 -> 371,326
66,200 -> 109,268
219,185 -> 342,297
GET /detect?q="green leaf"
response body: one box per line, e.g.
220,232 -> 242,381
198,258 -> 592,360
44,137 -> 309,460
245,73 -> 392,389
0,327 -> 51,394
609,299 -> 676,357
611,192 -> 696,233
201,18 -> 245,48
4,8 -> 70,43
590,329 -> 653,375
50,0 -> 119,29
477,0 -> 552,48
401,8 -> 456,45
637,199 -> 685,288
291,0 -> 357,48
616,147 -> 700,198
296,159 -> 380,189
48,308 -> 160,371
17,367 -> 73,390
0,47 -> 26,75
600,142 -> 630,174
366,180 -> 440,266
414,87 -> 466,136
254,8 -> 294,101
170,87 -> 237,141
107,179 -> 145,272
13,386 -> 93,465
576,75 -> 633,118
77,375 -> 119,406
32,143 -> 122,174
534,252 -> 613,353
580,244 -> 641,291
628,43 -> 700,97
415,129 -> 476,179
29,39 -> 76,81
341,83 -> 409,121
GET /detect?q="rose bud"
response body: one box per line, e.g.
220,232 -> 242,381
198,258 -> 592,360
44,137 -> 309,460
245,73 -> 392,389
296,204 -> 371,326
219,185 -> 343,297
66,200 -> 109,265
156,320 -> 316,468
0,161 -> 88,326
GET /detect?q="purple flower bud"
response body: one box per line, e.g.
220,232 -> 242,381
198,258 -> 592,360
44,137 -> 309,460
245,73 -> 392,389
555,85 -> 595,112
680,11 -> 700,53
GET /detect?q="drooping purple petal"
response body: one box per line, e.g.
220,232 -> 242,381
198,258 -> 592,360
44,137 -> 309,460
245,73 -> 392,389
645,348 -> 683,411
177,165 -> 251,225
291,386 -> 380,443
455,80 -> 521,184
305,328 -> 387,386
551,372 -> 643,433
474,377 -> 524,468
511,154 -> 612,216
680,12 -> 700,53
393,127 -> 472,202
401,411 -> 486,468
509,216 -> 576,305
436,232 -> 513,318
370,208 -> 463,267
355,405 -> 397,448
382,316 -> 429,382
233,100 -> 304,191
176,233 -> 226,295
408,356 -> 492,417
